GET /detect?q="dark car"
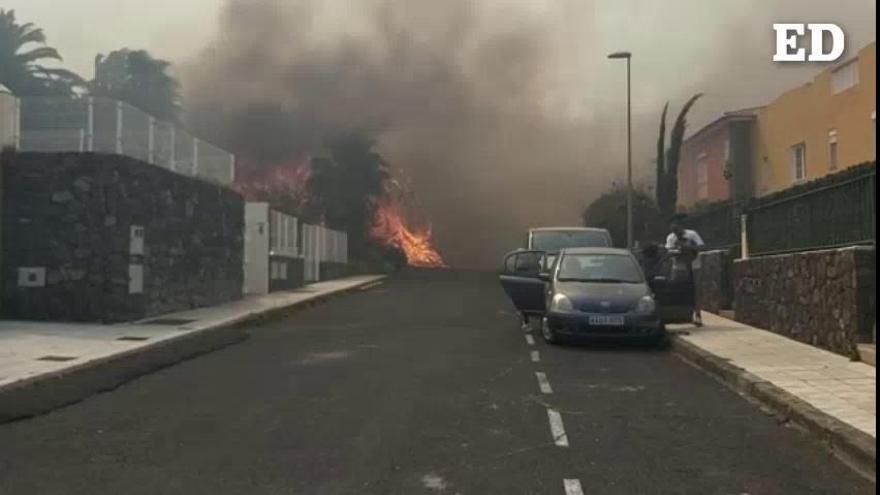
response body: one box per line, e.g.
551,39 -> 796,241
500,247 -> 688,345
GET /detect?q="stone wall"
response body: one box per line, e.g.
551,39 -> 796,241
733,246 -> 875,357
697,249 -> 734,313
2,152 -> 243,322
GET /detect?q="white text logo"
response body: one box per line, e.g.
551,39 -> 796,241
773,24 -> 845,62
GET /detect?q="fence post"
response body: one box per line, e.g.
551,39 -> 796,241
115,101 -> 123,154
148,116 -> 155,164
193,138 -> 200,177
169,126 -> 176,172
13,97 -> 20,149
740,212 -> 750,260
86,97 -> 95,152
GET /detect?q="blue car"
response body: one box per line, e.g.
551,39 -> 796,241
499,247 -> 688,345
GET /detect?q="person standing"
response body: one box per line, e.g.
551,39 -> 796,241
665,214 -> 705,326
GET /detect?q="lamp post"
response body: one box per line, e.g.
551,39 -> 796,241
608,51 -> 633,250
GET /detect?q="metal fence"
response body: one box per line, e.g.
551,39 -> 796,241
301,223 -> 349,282
746,170 -> 876,256
18,96 -> 235,185
683,201 -> 743,250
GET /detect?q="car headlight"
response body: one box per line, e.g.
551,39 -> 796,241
636,295 -> 656,314
551,293 -> 574,312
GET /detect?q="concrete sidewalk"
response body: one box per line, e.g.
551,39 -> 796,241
671,312 -> 876,479
0,275 -> 385,422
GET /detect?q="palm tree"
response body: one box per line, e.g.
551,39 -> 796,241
0,9 -> 84,96
92,49 -> 181,121
656,94 -> 702,218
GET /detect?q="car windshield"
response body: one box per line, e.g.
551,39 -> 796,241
557,253 -> 643,283
531,230 -> 610,251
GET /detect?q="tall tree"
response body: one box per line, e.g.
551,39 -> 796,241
656,93 -> 702,218
305,134 -> 390,253
92,49 -> 181,121
582,184 -> 664,248
0,9 -> 84,96
655,102 -> 669,216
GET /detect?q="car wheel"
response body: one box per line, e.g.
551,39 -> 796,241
541,317 -> 561,345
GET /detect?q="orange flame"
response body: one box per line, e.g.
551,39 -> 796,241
371,202 -> 446,268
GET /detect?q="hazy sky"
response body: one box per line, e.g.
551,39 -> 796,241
8,0 -> 875,136
3,0 -> 220,76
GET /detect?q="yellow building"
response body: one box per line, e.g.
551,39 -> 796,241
752,42 -> 876,196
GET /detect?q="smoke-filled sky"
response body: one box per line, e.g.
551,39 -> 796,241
7,0 -> 876,267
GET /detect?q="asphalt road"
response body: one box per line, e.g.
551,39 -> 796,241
0,270 -> 873,494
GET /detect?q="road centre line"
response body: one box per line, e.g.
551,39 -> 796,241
535,372 -> 553,394
547,408 -> 569,447
530,350 -> 540,363
525,334 -> 536,346
563,479 -> 584,495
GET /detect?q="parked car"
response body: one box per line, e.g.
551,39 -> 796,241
499,247 -> 689,345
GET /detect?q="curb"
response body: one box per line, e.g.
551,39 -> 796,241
671,336 -> 876,482
0,276 -> 386,424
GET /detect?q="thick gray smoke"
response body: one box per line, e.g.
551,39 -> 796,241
183,0 -> 875,268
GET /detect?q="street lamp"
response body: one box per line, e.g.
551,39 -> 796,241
607,51 -> 633,250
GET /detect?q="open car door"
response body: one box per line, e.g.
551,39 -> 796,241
499,250 -> 547,316
648,252 -> 695,324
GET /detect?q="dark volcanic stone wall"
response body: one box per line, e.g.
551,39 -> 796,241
733,247 -> 875,357
696,249 -> 734,313
2,152 -> 243,322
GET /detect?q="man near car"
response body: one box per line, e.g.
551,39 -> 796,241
665,214 -> 705,326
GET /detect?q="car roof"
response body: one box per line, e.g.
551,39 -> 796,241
529,227 -> 609,233
559,247 -> 633,256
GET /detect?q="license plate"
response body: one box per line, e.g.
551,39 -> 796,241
588,315 -> 625,326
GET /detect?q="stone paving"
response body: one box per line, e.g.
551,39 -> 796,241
676,312 -> 876,437
0,275 -> 385,390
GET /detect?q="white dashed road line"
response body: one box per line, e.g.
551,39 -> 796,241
547,408 -> 569,447
563,479 -> 584,495
525,334 -> 536,346
535,372 -> 553,394
530,350 -> 540,363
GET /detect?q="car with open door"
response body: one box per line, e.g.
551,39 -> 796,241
500,247 -> 673,345
499,249 -> 548,326
641,248 -> 696,324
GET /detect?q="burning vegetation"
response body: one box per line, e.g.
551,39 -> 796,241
232,135 -> 446,270
370,200 -> 446,268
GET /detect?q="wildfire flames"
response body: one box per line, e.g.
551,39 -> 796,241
235,159 -> 446,269
371,202 -> 447,268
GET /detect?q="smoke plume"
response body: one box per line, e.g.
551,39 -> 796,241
182,0 -> 875,268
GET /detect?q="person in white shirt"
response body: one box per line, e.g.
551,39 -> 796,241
665,214 -> 705,326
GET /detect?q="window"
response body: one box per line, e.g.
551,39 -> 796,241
557,254 -> 643,283
827,129 -> 838,170
696,154 -> 709,200
831,60 -> 859,94
791,143 -> 807,182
